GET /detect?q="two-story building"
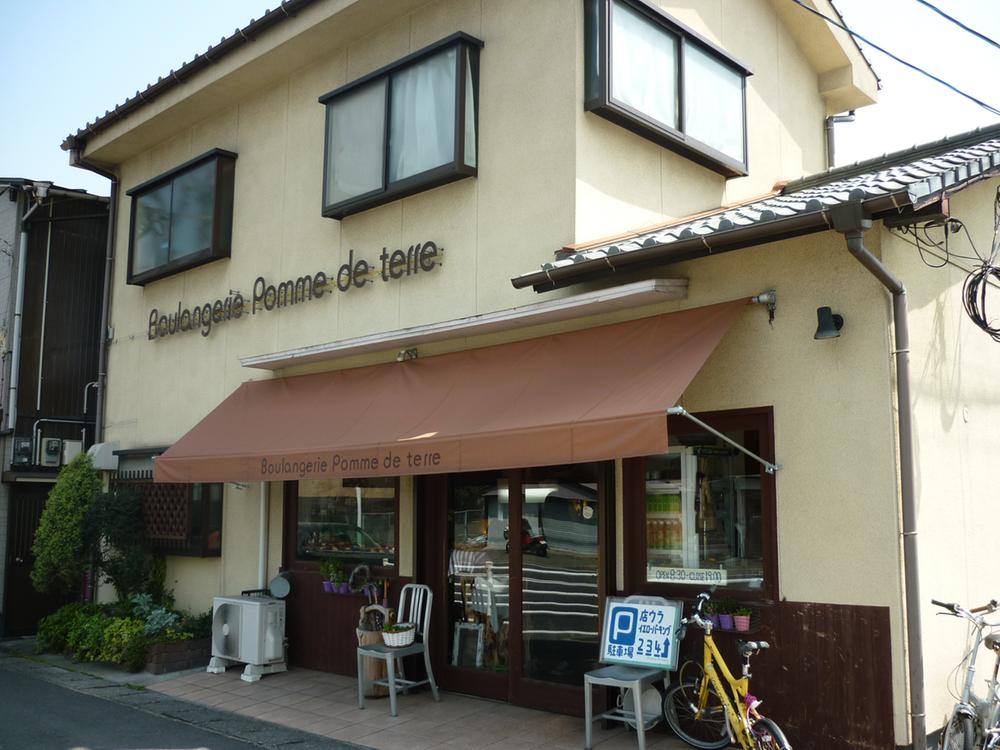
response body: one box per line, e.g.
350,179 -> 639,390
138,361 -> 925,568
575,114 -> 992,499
62,1 -> 1000,748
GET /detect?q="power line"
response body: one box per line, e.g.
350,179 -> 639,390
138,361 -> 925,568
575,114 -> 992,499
914,0 -> 1000,53
787,0 -> 1000,117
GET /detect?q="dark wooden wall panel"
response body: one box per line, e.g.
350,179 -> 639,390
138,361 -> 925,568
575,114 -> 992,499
14,195 -> 106,443
742,601 -> 895,750
282,571 -> 411,675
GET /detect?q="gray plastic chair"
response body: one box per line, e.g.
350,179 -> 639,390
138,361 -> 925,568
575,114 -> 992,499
357,583 -> 440,716
583,595 -> 670,750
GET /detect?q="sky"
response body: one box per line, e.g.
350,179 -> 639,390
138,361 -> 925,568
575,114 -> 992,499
1,0 -> 998,197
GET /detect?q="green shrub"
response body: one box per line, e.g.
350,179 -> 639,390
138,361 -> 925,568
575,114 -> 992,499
30,454 -> 101,595
179,610 -> 212,640
85,488 -> 152,602
129,593 -> 180,636
100,618 -> 148,672
36,603 -> 100,654
66,612 -> 111,662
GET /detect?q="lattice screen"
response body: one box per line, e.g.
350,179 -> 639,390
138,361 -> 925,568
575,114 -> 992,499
111,470 -> 192,550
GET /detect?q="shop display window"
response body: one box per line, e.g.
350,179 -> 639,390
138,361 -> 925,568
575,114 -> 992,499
319,33 -> 482,219
584,0 -> 750,177
297,478 -> 397,571
627,410 -> 775,598
126,149 -> 237,285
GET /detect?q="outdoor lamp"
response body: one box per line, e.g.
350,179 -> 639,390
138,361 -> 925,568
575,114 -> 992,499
814,306 -> 844,339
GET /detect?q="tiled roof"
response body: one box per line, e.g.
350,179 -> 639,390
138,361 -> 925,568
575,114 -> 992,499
512,122 -> 1000,291
61,0 -> 318,151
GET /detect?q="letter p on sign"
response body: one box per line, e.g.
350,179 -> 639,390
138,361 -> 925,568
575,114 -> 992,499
609,606 -> 638,646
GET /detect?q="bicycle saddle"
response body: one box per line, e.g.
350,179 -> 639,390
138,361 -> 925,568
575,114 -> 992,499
986,634 -> 1000,652
737,640 -> 770,657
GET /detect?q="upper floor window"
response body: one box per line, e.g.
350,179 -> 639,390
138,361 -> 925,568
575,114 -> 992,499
126,149 -> 237,286
584,0 -> 751,177
319,32 -> 483,220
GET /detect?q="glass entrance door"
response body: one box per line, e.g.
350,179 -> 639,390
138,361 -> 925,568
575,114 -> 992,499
430,463 -> 607,712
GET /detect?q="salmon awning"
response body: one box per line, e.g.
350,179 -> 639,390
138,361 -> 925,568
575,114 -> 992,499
154,299 -> 746,483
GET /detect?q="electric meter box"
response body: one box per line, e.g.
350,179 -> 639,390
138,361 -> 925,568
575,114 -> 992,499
40,438 -> 62,467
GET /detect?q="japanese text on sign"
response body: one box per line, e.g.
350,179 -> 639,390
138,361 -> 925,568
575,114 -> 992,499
600,598 -> 683,671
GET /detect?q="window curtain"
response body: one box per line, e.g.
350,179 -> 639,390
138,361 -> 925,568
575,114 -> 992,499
389,47 -> 457,183
327,80 -> 387,204
683,45 -> 744,162
611,0 -> 678,130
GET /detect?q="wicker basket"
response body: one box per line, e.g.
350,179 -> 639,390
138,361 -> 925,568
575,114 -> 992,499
382,624 -> 416,648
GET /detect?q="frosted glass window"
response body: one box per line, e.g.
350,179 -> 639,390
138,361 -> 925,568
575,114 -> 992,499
389,48 -> 456,182
327,81 -> 387,204
169,160 -> 216,260
611,0 -> 678,130
684,45 -> 745,163
584,0 -> 750,176
464,49 -> 477,169
133,183 -> 171,274
320,34 -> 482,219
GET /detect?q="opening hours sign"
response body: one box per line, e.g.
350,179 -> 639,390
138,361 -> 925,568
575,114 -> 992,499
600,598 -> 683,671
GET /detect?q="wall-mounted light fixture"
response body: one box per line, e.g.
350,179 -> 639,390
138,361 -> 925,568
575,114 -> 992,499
396,348 -> 418,362
814,306 -> 844,339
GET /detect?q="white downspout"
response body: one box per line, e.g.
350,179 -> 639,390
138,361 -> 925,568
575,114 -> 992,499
7,195 -> 43,432
258,482 -> 269,589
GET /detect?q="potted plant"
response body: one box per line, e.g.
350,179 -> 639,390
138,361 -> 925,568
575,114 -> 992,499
703,600 -> 721,629
382,622 -> 416,647
733,606 -> 753,632
717,600 -> 736,631
336,569 -> 350,594
319,560 -> 339,593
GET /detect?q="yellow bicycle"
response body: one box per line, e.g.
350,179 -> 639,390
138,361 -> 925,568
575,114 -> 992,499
662,592 -> 791,749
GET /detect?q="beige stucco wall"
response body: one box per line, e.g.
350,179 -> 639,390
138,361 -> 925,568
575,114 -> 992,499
881,177 -> 1000,735
574,0 -> 831,242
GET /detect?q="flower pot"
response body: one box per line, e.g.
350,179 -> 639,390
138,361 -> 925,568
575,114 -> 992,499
322,580 -> 335,593
707,613 -> 721,629
734,615 -> 751,632
338,582 -> 350,594
383,625 -> 416,648
718,614 -> 734,631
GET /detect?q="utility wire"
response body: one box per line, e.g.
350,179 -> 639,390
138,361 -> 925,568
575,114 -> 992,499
914,0 -> 1000,53
787,0 -> 1000,117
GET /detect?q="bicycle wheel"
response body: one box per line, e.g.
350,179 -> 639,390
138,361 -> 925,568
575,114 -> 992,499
941,713 -> 975,750
751,716 -> 792,750
662,680 -> 730,749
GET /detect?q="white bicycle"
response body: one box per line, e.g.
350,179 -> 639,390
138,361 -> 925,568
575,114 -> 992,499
934,598 -> 1000,750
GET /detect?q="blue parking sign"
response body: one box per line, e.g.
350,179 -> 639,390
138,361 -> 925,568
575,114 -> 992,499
600,598 -> 683,671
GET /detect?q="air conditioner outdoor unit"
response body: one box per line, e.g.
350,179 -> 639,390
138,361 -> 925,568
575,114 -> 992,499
207,595 -> 286,682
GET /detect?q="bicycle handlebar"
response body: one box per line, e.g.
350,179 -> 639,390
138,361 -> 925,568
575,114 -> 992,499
932,598 -> 999,618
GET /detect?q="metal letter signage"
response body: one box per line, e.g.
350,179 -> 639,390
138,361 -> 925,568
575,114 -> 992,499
599,597 -> 683,671
147,241 -> 442,340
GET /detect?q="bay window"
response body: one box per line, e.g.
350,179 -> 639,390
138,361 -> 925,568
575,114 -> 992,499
319,32 -> 482,219
585,0 -> 751,177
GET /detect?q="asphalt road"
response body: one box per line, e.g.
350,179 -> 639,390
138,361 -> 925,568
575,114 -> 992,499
0,667 -> 261,750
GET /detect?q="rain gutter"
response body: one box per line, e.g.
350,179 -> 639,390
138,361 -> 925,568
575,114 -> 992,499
511,193 -> 909,292
830,201 -> 925,750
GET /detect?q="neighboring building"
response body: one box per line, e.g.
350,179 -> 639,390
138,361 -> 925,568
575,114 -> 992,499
60,1 -> 1000,748
0,179 -> 108,635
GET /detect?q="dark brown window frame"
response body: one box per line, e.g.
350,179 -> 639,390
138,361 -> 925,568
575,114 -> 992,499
283,478 -> 401,580
125,148 -> 237,286
623,406 -> 778,603
318,32 -> 483,220
584,0 -> 751,178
